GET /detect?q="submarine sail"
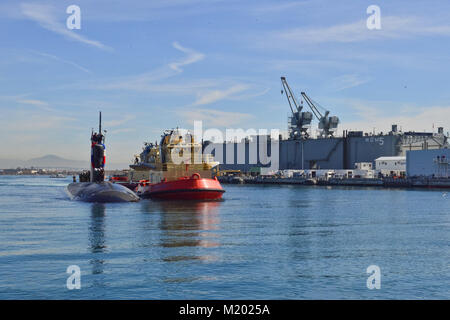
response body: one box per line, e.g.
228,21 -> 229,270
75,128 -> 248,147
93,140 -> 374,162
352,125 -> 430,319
67,112 -> 139,203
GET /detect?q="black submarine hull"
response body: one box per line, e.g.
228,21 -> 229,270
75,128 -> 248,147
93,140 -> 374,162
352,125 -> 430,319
67,181 -> 139,203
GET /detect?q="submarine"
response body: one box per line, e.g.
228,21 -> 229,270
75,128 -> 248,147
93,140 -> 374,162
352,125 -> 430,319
66,112 -> 140,203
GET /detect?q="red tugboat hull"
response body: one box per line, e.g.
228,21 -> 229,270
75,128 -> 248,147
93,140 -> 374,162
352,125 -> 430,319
137,173 -> 225,200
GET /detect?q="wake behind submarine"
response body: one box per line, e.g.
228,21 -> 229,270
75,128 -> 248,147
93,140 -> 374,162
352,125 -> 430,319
67,112 -> 140,203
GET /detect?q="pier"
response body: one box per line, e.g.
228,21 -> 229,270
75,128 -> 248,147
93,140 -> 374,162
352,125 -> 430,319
218,175 -> 450,189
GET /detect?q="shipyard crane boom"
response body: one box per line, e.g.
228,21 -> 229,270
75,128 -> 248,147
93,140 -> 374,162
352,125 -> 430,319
280,76 -> 302,115
280,77 -> 313,139
300,92 -> 339,138
301,92 -> 323,120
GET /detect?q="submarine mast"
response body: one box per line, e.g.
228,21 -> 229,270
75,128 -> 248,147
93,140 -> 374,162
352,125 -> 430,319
90,111 -> 106,183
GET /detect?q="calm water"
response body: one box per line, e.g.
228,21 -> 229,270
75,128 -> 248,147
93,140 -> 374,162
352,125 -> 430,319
0,175 -> 448,299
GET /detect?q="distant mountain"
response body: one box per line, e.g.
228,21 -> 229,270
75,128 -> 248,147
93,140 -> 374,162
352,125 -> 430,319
0,154 -> 130,170
27,154 -> 88,169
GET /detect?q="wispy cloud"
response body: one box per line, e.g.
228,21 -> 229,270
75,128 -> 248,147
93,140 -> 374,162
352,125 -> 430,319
228,87 -> 270,100
169,42 -> 205,72
193,84 -> 249,105
95,42 -> 205,92
104,115 -> 136,127
16,98 -> 57,112
30,50 -> 91,73
17,99 -> 48,106
272,16 -> 450,45
327,74 -> 371,91
87,41 -> 257,107
180,108 -> 253,127
20,3 -> 111,51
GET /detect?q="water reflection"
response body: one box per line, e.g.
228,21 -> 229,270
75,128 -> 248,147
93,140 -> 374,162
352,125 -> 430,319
141,200 -> 222,263
286,187 -> 353,283
89,203 -> 106,277
285,188 -> 316,281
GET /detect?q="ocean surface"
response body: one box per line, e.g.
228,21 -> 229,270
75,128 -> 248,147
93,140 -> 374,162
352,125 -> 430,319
0,175 -> 448,299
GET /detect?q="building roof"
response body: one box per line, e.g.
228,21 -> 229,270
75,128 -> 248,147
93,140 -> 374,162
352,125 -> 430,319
375,156 -> 406,161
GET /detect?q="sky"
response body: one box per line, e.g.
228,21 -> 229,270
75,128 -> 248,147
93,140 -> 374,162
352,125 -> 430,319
1,0 -> 450,164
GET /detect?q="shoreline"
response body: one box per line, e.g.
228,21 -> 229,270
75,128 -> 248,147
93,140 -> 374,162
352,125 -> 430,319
219,176 -> 450,189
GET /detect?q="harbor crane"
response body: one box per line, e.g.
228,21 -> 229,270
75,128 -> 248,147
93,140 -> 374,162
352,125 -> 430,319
300,92 -> 339,138
280,76 -> 313,139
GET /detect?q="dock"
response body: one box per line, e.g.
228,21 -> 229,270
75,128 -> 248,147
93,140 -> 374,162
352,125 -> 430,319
218,175 -> 450,189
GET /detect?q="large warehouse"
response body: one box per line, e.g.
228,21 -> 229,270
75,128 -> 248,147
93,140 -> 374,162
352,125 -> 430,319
406,149 -> 450,177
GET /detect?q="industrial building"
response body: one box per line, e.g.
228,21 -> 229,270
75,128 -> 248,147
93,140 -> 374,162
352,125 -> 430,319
211,77 -> 449,172
406,149 -> 450,178
375,156 -> 406,176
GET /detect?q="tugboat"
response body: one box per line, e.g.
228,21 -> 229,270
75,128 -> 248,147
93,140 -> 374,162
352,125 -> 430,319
66,112 -> 140,203
132,129 -> 225,200
109,172 -> 138,191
